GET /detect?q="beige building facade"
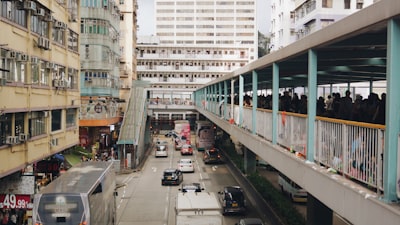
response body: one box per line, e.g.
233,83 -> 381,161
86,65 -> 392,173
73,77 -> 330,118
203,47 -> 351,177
0,0 -> 80,178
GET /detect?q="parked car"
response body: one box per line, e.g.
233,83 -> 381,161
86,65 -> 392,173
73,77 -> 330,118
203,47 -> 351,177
177,158 -> 194,173
180,144 -> 193,155
155,144 -> 168,158
235,218 -> 264,225
203,148 -> 223,164
278,172 -> 308,203
218,186 -> 246,215
161,168 -> 183,185
179,182 -> 204,193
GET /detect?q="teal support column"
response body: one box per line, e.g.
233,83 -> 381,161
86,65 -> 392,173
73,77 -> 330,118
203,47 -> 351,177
205,87 -> 208,111
252,70 -> 258,134
224,80 -> 228,120
239,75 -> 244,126
307,49 -> 317,161
272,63 -> 279,145
218,82 -> 222,116
383,19 -> 400,202
231,79 -> 235,120
211,85 -> 214,114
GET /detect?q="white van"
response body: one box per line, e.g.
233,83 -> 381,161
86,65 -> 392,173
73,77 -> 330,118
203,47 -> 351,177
278,172 -> 307,203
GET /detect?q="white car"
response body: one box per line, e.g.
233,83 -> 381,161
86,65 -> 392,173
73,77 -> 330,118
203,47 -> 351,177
155,144 -> 168,157
177,158 -> 194,173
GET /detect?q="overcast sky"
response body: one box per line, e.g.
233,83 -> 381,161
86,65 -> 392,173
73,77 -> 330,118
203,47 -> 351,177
137,0 -> 271,36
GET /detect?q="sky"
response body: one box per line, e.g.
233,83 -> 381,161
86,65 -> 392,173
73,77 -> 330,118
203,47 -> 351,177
137,0 -> 271,36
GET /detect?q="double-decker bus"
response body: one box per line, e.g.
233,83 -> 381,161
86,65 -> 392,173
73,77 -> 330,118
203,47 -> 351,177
32,161 -> 117,225
195,121 -> 215,151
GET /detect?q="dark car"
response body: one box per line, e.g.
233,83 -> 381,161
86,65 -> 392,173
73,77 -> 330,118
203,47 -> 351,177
203,148 -> 223,164
161,169 -> 183,185
165,130 -> 178,138
235,218 -> 264,225
218,186 -> 246,215
179,182 -> 204,193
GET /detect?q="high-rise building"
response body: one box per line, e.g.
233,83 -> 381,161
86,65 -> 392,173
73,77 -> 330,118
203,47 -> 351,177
269,0 -> 378,52
79,0 -> 123,152
138,0 -> 258,105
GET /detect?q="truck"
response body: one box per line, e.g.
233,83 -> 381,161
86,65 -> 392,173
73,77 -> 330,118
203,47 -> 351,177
175,192 -> 223,225
195,121 -> 215,151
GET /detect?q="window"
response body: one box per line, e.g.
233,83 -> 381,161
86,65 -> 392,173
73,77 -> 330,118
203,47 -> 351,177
0,1 -> 27,27
51,110 -> 62,131
344,0 -> 350,9
0,114 -> 12,146
68,30 -> 79,52
322,0 -> 332,8
15,113 -> 24,137
66,108 -> 76,128
29,111 -> 47,137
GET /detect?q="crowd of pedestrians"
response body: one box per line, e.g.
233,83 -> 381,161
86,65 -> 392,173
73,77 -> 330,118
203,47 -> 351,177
231,90 -> 386,125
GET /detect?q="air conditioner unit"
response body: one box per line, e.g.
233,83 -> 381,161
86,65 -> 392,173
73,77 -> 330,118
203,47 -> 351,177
58,80 -> 66,88
6,136 -> 19,145
17,54 -> 28,62
55,21 -> 67,29
53,79 -> 60,87
19,133 -> 29,142
44,14 -> 54,22
31,57 -> 39,64
46,62 -> 55,69
35,8 -> 45,16
6,51 -> 17,59
23,1 -> 36,11
50,138 -> 58,147
38,37 -> 50,50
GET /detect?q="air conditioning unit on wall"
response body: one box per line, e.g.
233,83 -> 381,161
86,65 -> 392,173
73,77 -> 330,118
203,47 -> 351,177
6,136 -> 19,145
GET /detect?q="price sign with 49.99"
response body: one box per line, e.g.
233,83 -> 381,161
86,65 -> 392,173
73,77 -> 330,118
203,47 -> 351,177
0,194 -> 33,209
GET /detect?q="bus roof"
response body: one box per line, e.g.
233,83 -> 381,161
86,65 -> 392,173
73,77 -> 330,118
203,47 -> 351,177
38,161 -> 113,194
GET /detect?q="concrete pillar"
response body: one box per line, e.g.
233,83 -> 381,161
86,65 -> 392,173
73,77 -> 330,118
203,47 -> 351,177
243,147 -> 257,175
307,194 -> 333,225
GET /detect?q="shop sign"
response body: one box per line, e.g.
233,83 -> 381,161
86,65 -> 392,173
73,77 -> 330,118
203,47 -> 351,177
0,194 -> 33,209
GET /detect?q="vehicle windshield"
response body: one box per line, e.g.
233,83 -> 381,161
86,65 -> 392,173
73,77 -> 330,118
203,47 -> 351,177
179,160 -> 192,164
157,145 -> 166,151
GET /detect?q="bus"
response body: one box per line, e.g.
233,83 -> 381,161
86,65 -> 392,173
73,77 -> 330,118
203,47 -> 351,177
174,120 -> 191,139
32,161 -> 117,225
195,121 -> 215,151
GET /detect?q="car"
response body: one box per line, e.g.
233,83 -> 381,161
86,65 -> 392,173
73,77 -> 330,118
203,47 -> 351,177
165,130 -> 179,138
180,144 -> 193,155
155,144 -> 168,157
179,182 -> 204,193
235,218 -> 264,225
161,169 -> 183,185
203,148 -> 223,164
177,158 -> 195,173
278,172 -> 308,203
218,186 -> 246,215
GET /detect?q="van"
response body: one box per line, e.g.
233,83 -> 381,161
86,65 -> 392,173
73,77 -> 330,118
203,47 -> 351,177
278,172 -> 307,203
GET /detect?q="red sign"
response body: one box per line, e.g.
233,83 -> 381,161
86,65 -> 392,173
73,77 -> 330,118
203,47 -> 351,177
0,194 -> 33,209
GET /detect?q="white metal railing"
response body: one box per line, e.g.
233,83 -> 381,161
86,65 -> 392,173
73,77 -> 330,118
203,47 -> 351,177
206,104 -> 386,193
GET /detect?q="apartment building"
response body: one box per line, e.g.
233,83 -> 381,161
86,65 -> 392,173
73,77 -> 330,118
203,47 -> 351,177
0,0 -> 80,219
79,0 -> 123,152
270,0 -> 378,52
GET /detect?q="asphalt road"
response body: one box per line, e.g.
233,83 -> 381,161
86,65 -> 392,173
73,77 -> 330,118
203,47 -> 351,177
115,135 -> 274,225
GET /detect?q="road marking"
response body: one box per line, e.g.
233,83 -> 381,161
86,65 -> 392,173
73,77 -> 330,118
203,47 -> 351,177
152,167 -> 157,172
212,166 -> 218,171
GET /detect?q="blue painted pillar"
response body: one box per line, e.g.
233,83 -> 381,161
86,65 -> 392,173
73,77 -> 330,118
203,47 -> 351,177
383,19 -> 400,202
239,75 -> 244,126
272,63 -> 279,145
224,80 -> 228,120
307,49 -> 317,161
212,84 -> 215,114
205,87 -> 208,111
231,79 -> 235,120
252,70 -> 258,134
